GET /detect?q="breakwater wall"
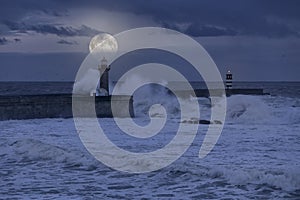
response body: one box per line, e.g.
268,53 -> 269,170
173,88 -> 267,98
0,94 -> 134,121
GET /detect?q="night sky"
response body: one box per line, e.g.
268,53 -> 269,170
0,0 -> 299,81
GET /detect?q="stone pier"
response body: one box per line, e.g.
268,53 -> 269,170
0,94 -> 134,121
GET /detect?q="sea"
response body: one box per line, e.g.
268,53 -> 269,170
0,81 -> 299,199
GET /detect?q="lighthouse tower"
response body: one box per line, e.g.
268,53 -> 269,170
97,57 -> 110,96
226,70 -> 233,89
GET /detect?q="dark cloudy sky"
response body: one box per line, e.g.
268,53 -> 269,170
0,0 -> 299,81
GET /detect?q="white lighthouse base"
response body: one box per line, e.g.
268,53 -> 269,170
97,88 -> 108,96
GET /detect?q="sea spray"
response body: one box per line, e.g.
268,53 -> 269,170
226,95 -> 300,125
73,69 -> 99,94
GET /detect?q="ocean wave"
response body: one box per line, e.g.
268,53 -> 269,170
151,161 -> 300,192
155,161 -> 300,192
209,166 -> 300,192
1,138 -> 98,170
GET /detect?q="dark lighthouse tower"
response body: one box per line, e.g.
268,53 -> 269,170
98,57 -> 110,96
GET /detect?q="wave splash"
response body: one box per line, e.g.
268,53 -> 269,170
226,95 -> 300,124
131,83 -> 300,125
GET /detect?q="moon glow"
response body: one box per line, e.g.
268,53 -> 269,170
89,33 -> 118,53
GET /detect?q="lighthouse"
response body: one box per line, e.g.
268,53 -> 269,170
97,57 -> 110,96
226,70 -> 233,89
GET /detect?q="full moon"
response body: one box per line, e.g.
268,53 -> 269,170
89,33 -> 118,53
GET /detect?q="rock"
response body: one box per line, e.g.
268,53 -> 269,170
199,120 -> 211,124
213,120 -> 222,124
181,119 -> 223,125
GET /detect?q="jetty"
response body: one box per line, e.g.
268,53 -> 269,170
174,88 -> 266,98
0,94 -> 134,121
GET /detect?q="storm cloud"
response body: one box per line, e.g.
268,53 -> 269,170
57,39 -> 78,45
128,0 -> 300,38
0,0 -> 300,38
3,21 -> 100,37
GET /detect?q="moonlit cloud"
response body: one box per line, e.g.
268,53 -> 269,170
3,21 -> 100,37
0,0 -> 299,81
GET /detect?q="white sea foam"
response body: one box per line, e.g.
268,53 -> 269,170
226,95 -> 300,125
